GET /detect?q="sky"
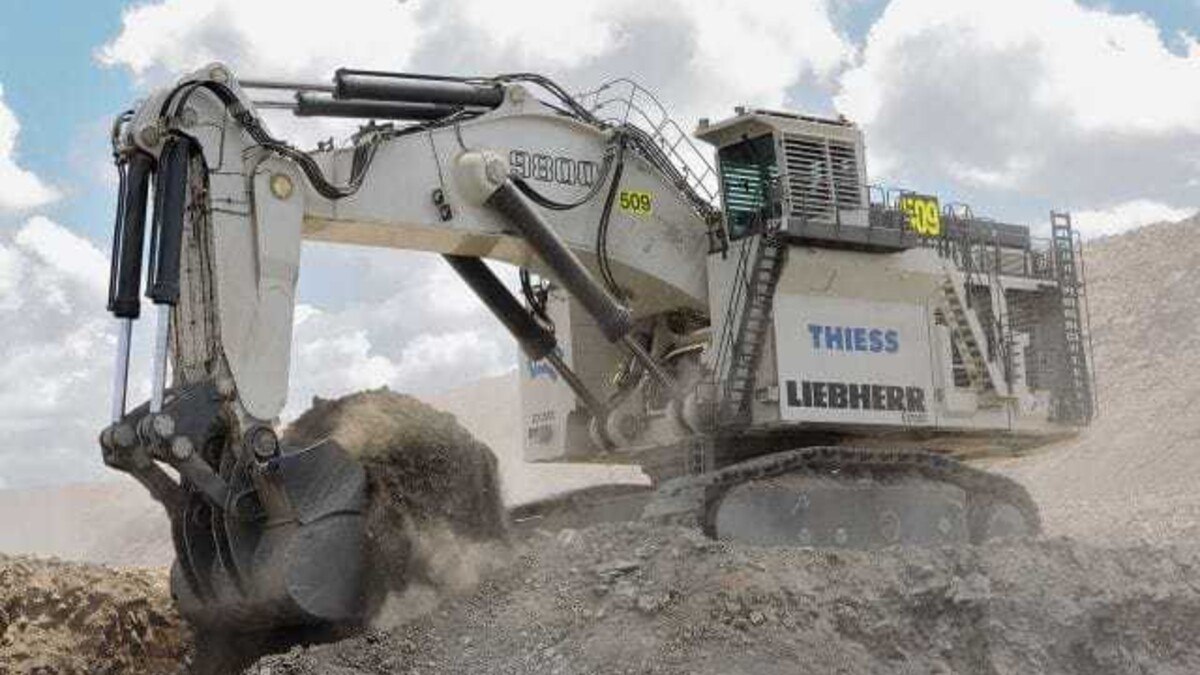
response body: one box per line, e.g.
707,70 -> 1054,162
0,0 -> 1197,488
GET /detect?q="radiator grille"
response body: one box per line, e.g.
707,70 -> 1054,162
781,134 -> 863,222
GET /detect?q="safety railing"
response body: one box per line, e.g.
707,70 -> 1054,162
857,186 -> 1050,283
575,78 -> 721,208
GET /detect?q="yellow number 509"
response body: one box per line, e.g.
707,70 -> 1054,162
899,194 -> 941,237
618,190 -> 653,216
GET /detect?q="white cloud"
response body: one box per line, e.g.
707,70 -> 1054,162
1073,200 -> 1195,238
287,326 -> 508,418
285,245 -> 518,418
0,85 -> 58,211
98,0 -> 852,129
292,303 -> 319,326
15,216 -> 108,289
428,0 -> 624,71
836,0 -> 1200,213
842,1 -> 1200,134
97,0 -> 423,81
402,0 -> 854,130
0,218 -> 114,487
292,330 -> 401,401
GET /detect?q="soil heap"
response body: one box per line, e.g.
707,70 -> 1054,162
0,554 -> 187,674
283,388 -> 510,613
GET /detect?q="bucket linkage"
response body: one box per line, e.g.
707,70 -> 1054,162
100,380 -> 370,630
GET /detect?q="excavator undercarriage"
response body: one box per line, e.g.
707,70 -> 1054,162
99,64 -> 1092,633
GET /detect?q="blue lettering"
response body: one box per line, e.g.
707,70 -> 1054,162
868,328 -> 884,352
808,324 -> 823,349
852,327 -> 867,352
805,324 -> 901,354
824,325 -> 844,350
527,347 -> 564,380
884,330 -> 900,353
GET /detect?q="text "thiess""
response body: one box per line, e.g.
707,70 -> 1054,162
807,324 -> 899,353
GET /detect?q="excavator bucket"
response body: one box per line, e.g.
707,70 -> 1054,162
169,439 -> 369,631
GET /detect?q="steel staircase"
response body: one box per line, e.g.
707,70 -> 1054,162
714,225 -> 788,426
938,221 -> 1022,403
941,278 -> 993,395
1050,211 -> 1094,423
986,266 -> 1018,394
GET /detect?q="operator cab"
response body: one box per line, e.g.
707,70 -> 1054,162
696,108 -> 916,249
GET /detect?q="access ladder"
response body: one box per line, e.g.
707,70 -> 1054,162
1050,211 -> 1094,423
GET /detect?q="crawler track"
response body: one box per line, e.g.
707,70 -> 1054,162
643,446 -> 1041,546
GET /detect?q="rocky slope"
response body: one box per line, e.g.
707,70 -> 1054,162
0,480 -> 171,567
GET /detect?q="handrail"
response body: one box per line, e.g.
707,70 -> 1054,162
1074,229 -> 1100,418
712,233 -> 757,387
576,79 -> 720,205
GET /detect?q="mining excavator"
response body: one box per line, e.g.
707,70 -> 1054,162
99,64 -> 1095,632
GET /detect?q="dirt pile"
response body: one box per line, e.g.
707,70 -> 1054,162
283,388 -> 509,616
285,387 -> 507,542
251,522 -> 1200,675
188,390 -> 513,673
0,554 -> 187,674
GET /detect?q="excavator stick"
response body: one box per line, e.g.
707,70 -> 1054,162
101,106 -> 371,630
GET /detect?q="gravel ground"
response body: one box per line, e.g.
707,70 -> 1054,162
249,523 -> 1200,675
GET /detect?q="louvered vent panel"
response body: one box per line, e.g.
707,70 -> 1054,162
781,134 -> 863,222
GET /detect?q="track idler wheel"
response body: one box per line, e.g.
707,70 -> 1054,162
171,439 -> 369,631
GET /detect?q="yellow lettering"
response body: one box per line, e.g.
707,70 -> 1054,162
899,194 -> 941,237
618,190 -> 653,216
